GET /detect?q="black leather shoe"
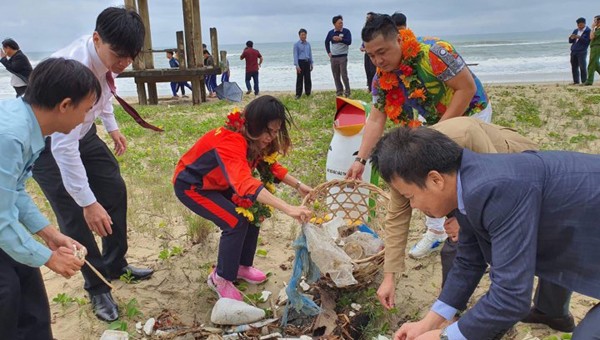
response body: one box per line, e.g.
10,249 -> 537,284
109,265 -> 154,281
90,292 -> 119,322
521,308 -> 575,332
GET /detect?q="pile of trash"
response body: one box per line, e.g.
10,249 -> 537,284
305,215 -> 384,287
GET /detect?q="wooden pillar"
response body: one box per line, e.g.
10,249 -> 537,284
136,83 -> 147,105
137,0 -> 154,69
210,27 -> 219,67
124,0 -> 146,104
176,31 -> 186,69
137,0 -> 156,104
182,0 -> 196,68
192,0 -> 204,67
147,82 -> 158,105
219,50 -> 228,75
183,0 -> 204,104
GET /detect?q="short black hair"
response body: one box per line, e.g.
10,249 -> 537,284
246,40 -> 253,48
362,14 -> 398,43
23,58 -> 102,110
332,15 -> 343,25
166,50 -> 174,56
244,95 -> 293,158
576,17 -> 586,24
371,127 -> 463,188
95,7 -> 145,59
2,38 -> 20,50
203,49 -> 210,55
391,12 -> 407,27
298,28 -> 307,35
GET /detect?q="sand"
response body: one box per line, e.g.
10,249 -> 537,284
42,83 -> 600,339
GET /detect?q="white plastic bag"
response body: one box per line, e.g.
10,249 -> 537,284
344,231 -> 384,257
303,223 -> 357,287
322,216 -> 344,240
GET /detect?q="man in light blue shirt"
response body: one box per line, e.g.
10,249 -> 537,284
293,28 -> 313,99
0,57 -> 100,340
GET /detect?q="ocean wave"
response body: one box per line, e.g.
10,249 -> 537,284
460,40 -> 562,48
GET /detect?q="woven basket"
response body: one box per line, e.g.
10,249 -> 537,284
301,179 -> 390,288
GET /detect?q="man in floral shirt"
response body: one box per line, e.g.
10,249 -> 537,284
348,13 -> 493,261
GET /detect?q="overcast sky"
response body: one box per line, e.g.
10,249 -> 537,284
2,0 -> 596,52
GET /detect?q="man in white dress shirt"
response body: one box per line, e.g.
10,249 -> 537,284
32,7 -> 153,322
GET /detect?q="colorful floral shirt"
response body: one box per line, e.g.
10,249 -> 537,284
372,38 -> 488,125
172,127 -> 288,198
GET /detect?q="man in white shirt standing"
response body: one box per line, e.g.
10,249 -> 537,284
32,7 -> 153,322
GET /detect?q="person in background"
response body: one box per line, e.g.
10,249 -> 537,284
325,15 -> 352,97
220,54 -> 230,84
167,50 -> 192,98
373,127 -> 600,340
0,38 -> 33,97
203,50 -> 218,98
569,17 -> 591,85
360,12 -> 377,92
240,40 -> 263,96
391,11 -> 407,30
32,7 -> 154,323
584,15 -> 600,86
173,95 -> 312,301
0,57 -> 100,340
293,28 -> 313,99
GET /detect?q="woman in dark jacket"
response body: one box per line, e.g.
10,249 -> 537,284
0,38 -> 33,97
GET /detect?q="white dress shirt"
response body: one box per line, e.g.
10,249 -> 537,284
50,36 -> 119,207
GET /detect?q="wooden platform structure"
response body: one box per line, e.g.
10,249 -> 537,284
118,0 -> 221,105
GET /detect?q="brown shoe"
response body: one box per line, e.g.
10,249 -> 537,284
521,308 -> 575,332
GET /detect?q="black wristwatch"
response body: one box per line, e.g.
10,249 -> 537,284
440,327 -> 448,340
354,156 -> 367,165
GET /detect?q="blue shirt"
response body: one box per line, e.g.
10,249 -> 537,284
0,98 -> 52,267
430,171 -> 466,340
293,40 -> 313,66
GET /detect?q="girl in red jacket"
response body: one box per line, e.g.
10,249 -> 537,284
173,95 -> 312,300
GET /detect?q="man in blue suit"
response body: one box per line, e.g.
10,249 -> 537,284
569,17 -> 592,84
372,127 -> 600,340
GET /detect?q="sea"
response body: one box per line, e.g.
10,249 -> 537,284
0,30 -> 575,100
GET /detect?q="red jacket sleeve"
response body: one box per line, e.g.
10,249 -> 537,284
270,162 -> 288,182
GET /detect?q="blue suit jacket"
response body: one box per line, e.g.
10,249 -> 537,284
569,27 -> 591,53
439,149 -> 600,339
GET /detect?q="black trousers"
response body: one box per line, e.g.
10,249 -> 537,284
441,239 -> 573,316
364,53 -> 376,92
296,60 -> 312,96
32,125 -> 128,295
0,249 -> 52,340
571,51 -> 588,84
174,182 -> 259,281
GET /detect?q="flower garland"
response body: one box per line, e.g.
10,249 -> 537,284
224,109 -> 277,227
375,29 -> 438,127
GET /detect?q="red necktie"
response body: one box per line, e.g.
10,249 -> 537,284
105,71 -> 163,132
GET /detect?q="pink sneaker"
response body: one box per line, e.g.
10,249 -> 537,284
237,265 -> 267,284
207,269 -> 243,301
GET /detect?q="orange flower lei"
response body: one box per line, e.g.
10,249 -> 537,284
374,29 -> 438,127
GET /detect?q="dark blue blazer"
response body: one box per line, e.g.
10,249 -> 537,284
439,149 -> 600,339
569,27 -> 591,53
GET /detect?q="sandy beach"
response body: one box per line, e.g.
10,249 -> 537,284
34,83 -> 600,340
